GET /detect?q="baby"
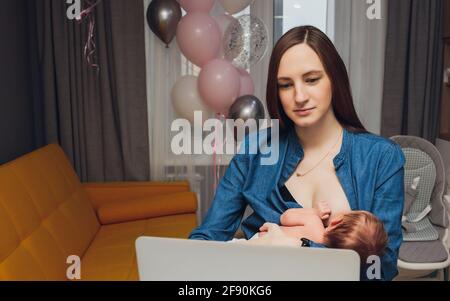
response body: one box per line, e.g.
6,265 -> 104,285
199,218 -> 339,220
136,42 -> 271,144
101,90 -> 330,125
256,201 -> 389,263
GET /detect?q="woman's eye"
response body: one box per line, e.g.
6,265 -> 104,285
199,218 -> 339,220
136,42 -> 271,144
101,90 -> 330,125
278,83 -> 292,89
306,77 -> 320,84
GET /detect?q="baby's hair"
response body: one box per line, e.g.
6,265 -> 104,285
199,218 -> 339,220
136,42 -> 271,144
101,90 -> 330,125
323,211 -> 388,263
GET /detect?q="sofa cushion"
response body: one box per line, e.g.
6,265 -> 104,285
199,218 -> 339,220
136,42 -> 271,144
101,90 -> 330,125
97,191 -> 197,225
0,145 -> 100,280
81,214 -> 197,280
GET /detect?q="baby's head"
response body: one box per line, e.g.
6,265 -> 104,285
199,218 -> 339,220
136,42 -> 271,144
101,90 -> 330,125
322,211 -> 388,263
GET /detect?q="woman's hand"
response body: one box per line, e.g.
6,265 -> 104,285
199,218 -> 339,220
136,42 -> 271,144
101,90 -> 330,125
250,223 -> 300,247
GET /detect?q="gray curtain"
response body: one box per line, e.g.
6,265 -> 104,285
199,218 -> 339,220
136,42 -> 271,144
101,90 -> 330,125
32,0 -> 149,182
381,0 -> 444,143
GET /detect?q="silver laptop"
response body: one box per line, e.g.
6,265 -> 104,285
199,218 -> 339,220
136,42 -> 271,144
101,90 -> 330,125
135,236 -> 360,281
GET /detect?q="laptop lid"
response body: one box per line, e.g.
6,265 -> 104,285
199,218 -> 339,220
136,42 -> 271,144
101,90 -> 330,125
135,236 -> 360,281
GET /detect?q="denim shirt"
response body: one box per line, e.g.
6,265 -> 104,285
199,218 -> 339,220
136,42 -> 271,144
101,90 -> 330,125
189,127 -> 405,281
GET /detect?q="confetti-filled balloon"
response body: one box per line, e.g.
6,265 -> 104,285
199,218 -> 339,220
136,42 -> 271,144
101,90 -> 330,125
223,14 -> 268,70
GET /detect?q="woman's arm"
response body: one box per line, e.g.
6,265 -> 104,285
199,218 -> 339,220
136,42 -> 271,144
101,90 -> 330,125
189,153 -> 250,241
369,143 -> 405,281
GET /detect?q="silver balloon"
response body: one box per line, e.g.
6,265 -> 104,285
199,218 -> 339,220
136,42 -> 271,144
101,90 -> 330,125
229,95 -> 265,121
223,14 -> 268,69
146,0 -> 182,48
228,95 -> 265,141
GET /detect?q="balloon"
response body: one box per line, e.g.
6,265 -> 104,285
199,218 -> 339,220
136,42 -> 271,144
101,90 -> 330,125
178,0 -> 215,13
146,0 -> 182,47
176,13 -> 221,67
198,59 -> 241,114
171,75 -> 212,124
237,68 -> 255,97
213,14 -> 236,59
228,95 -> 265,141
218,0 -> 254,15
229,95 -> 265,122
223,14 -> 269,69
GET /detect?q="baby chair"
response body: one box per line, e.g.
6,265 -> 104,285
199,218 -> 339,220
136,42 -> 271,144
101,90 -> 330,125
390,135 -> 450,280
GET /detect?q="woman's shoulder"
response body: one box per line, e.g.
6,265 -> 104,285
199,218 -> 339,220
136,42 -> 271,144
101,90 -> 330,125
350,131 -> 402,151
349,130 -> 405,162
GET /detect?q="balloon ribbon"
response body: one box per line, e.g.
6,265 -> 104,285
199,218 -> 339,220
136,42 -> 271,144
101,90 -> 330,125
76,0 -> 102,70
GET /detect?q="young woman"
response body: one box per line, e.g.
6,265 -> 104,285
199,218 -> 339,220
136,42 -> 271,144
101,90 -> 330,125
189,26 -> 405,281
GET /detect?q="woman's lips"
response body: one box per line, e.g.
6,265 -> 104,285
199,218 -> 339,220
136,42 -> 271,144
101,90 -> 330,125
293,107 -> 315,116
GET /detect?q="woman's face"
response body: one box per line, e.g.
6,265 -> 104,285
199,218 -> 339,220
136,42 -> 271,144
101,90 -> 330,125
277,43 -> 333,128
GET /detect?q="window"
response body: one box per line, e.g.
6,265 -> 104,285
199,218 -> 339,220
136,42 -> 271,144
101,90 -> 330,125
274,0 -> 335,43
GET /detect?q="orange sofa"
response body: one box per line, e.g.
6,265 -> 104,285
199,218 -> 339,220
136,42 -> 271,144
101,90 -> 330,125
0,144 -> 197,280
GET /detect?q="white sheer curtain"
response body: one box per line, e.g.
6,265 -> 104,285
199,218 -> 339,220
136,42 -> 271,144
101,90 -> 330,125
334,0 -> 388,134
143,0 -> 202,223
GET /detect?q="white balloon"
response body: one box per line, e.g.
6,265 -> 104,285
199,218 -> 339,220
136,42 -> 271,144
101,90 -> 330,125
218,0 -> 254,15
171,75 -> 212,123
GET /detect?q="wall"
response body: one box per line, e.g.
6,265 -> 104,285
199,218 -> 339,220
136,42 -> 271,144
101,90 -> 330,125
0,0 -> 36,164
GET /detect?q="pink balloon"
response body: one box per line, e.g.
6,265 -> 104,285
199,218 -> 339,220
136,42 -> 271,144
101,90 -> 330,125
176,13 -> 221,67
178,0 -> 215,13
238,68 -> 255,96
198,59 -> 241,114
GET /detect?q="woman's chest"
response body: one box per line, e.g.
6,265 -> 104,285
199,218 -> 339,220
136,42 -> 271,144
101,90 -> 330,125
284,161 -> 351,213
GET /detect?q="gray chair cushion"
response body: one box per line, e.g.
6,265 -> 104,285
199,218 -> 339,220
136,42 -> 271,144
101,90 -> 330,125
391,136 -> 449,228
404,186 -> 418,215
399,240 -> 448,263
399,227 -> 448,263
401,148 -> 438,241
403,148 -> 435,216
402,219 -> 439,241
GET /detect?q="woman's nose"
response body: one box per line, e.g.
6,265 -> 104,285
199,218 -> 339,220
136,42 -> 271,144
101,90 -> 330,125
294,85 -> 309,104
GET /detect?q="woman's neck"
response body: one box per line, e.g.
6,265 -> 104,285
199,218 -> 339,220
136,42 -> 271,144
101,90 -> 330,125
294,110 -> 343,151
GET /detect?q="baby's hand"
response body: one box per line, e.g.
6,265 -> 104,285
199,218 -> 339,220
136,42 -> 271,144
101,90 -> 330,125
317,200 -> 331,220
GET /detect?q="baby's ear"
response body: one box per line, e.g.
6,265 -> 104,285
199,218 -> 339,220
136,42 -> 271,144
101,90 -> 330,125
328,216 -> 344,228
